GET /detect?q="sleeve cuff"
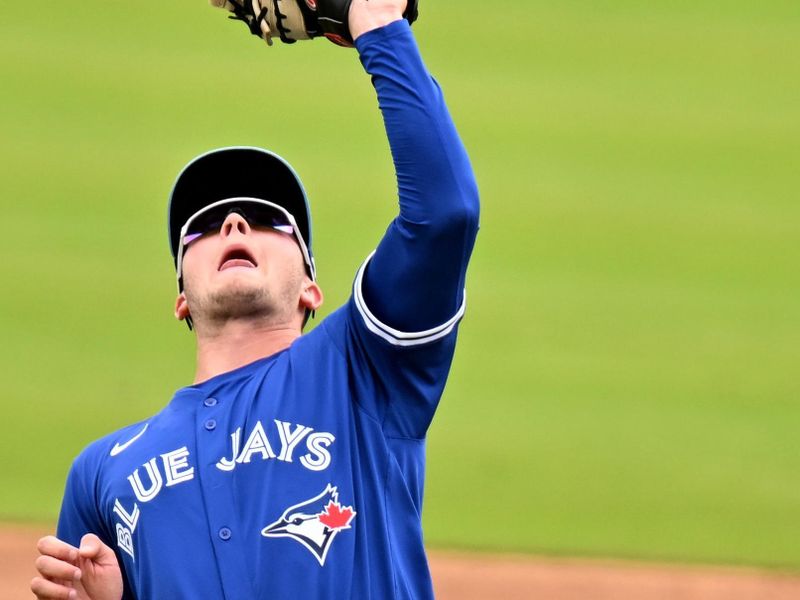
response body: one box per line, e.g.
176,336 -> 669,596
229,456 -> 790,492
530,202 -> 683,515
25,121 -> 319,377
353,251 -> 466,347
354,18 -> 412,54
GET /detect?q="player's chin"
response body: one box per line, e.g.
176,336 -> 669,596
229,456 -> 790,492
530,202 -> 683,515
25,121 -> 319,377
213,275 -> 265,299
207,285 -> 275,319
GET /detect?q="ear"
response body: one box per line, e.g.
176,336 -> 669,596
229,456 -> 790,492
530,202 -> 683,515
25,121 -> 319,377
174,292 -> 191,322
299,281 -> 323,313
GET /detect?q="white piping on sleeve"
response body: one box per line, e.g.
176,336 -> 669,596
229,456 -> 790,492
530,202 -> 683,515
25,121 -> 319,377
353,251 -> 466,347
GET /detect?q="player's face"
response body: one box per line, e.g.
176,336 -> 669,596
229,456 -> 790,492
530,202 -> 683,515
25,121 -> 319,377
178,210 -> 319,330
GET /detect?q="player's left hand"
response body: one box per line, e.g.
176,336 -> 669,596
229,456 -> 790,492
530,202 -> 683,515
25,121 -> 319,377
210,0 -> 418,47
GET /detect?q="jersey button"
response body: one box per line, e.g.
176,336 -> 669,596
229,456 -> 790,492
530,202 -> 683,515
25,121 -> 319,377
204,419 -> 217,431
218,527 -> 232,541
203,397 -> 218,407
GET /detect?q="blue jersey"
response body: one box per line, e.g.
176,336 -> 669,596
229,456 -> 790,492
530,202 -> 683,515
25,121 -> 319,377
57,20 -> 479,600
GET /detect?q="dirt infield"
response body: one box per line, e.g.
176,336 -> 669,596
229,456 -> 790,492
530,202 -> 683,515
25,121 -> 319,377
5,524 -> 800,599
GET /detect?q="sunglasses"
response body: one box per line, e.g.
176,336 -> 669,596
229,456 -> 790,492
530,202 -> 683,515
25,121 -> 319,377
176,197 -> 315,285
183,203 -> 294,247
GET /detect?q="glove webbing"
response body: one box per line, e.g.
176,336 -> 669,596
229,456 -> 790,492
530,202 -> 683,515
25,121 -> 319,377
225,0 -> 318,45
223,0 -> 268,44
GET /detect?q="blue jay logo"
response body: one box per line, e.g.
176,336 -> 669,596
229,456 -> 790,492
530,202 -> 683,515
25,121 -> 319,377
261,484 -> 356,566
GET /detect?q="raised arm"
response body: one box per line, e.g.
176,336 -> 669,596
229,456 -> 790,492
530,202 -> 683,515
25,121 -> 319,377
351,1 -> 480,333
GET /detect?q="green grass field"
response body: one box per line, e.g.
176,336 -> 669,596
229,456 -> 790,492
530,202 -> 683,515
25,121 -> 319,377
1,0 -> 798,569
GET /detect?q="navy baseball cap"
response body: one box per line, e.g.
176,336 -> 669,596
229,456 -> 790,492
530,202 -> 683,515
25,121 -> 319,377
168,146 -> 314,281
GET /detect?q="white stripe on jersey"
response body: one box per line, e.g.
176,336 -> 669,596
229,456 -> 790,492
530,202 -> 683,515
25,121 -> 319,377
353,251 -> 466,347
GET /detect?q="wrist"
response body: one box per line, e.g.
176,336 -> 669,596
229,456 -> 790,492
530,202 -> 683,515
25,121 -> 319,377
348,1 -> 405,41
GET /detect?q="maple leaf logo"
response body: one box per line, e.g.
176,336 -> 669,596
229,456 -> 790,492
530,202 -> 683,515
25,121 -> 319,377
318,501 -> 356,530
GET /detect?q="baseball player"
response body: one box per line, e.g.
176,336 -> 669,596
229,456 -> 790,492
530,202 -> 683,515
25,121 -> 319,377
31,0 -> 479,598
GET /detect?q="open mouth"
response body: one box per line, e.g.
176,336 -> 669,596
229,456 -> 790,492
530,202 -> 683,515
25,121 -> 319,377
218,246 -> 258,271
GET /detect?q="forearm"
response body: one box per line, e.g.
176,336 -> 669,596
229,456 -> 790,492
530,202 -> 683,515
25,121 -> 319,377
349,0 -> 404,40
355,21 -> 480,331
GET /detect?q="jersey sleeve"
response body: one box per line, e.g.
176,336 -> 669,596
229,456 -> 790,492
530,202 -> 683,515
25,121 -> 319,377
354,20 -> 480,334
56,451 -> 112,547
56,447 -> 137,599
322,297 -> 462,441
321,22 -> 479,440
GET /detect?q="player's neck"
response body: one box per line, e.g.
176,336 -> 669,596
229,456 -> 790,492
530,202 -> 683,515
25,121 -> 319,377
192,320 -> 300,384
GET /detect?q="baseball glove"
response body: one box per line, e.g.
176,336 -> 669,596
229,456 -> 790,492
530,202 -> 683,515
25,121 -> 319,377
210,0 -> 419,47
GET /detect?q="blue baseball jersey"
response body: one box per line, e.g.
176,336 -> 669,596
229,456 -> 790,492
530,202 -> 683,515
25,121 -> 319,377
57,20 -> 479,600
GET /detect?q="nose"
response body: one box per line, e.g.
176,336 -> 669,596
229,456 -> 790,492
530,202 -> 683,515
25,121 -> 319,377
220,211 -> 252,238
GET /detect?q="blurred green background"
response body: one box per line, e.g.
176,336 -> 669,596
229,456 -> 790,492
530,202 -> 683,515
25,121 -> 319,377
2,0 -> 799,569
